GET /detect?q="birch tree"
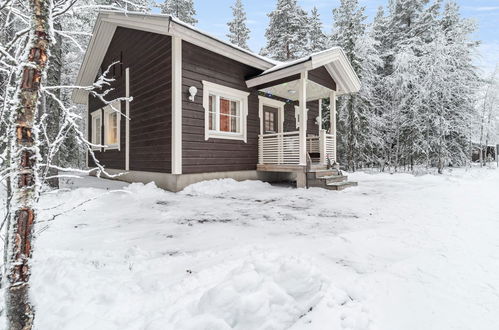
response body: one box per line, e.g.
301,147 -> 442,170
4,0 -> 53,327
0,1 -> 144,328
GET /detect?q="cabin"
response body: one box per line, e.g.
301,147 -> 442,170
72,11 -> 361,192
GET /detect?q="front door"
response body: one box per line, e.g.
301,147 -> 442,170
263,106 -> 278,134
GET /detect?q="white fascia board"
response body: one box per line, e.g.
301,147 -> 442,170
103,12 -> 275,72
258,96 -> 286,108
73,19 -> 117,104
169,23 -> 273,71
101,15 -> 170,35
246,61 -> 313,88
246,48 -> 361,93
72,12 -> 275,104
72,17 -> 117,104
325,63 -> 346,93
310,49 -> 341,69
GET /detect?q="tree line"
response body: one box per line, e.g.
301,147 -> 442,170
163,0 -> 497,173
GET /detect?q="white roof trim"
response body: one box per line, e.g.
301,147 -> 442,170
72,11 -> 276,104
246,48 -> 361,95
72,12 -> 360,104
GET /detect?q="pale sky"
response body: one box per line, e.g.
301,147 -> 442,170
158,0 -> 499,75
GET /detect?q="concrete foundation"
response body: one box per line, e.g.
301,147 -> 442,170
92,168 -> 296,192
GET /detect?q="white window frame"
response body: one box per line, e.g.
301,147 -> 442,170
203,80 -> 249,142
258,96 -> 285,135
103,102 -> 121,151
90,109 -> 102,151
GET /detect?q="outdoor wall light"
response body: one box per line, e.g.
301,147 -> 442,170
189,86 -> 198,102
288,89 -> 297,94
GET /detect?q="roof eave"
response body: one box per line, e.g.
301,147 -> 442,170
246,48 -> 361,94
71,11 -> 276,104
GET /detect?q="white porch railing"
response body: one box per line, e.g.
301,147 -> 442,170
259,130 -> 336,166
306,136 -> 320,153
259,132 -> 300,165
320,129 -> 336,164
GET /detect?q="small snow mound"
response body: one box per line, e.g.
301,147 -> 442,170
124,181 -> 166,197
172,254 -> 326,330
181,179 -> 272,197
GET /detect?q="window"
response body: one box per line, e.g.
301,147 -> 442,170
103,103 -> 121,150
203,81 -> 249,142
258,96 -> 284,135
90,110 -> 102,150
264,111 -> 275,133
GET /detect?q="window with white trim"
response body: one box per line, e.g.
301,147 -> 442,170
203,81 -> 249,142
103,103 -> 121,150
90,110 -> 102,150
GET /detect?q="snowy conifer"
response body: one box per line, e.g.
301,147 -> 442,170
307,7 -> 327,53
261,0 -> 309,61
331,0 -> 367,170
160,0 -> 197,25
227,0 -> 251,50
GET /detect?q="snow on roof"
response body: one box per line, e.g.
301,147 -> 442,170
259,47 -> 343,76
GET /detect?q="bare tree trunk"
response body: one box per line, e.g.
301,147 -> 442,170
6,0 -> 51,328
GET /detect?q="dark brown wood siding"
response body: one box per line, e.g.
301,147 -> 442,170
181,41 -> 262,174
309,67 -> 336,90
88,27 -> 172,172
283,100 -> 320,136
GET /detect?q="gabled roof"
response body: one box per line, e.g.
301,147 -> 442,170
246,48 -> 362,95
72,11 -> 277,104
73,11 -> 360,104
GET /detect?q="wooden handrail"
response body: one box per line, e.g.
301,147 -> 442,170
259,131 -> 300,138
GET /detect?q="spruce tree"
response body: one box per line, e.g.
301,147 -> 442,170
227,0 -> 251,50
261,0 -> 309,61
307,7 -> 327,53
331,0 -> 367,170
160,0 -> 197,25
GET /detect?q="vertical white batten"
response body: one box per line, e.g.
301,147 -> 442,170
299,71 -> 308,165
318,99 -> 322,130
86,102 -> 89,167
172,36 -> 182,174
125,67 -> 130,171
330,90 -> 337,162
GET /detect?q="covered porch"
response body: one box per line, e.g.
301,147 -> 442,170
246,48 -> 361,188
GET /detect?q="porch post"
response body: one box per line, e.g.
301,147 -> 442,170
329,91 -> 337,163
299,71 -> 308,166
318,99 -> 322,131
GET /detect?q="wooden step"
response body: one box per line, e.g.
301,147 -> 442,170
326,181 -> 358,191
322,175 -> 348,184
309,164 -> 327,171
308,169 -> 340,178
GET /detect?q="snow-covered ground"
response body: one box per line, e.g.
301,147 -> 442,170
2,167 -> 499,329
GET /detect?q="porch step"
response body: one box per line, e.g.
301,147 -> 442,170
322,175 -> 348,184
307,169 -> 340,179
326,181 -> 358,191
306,168 -> 358,191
